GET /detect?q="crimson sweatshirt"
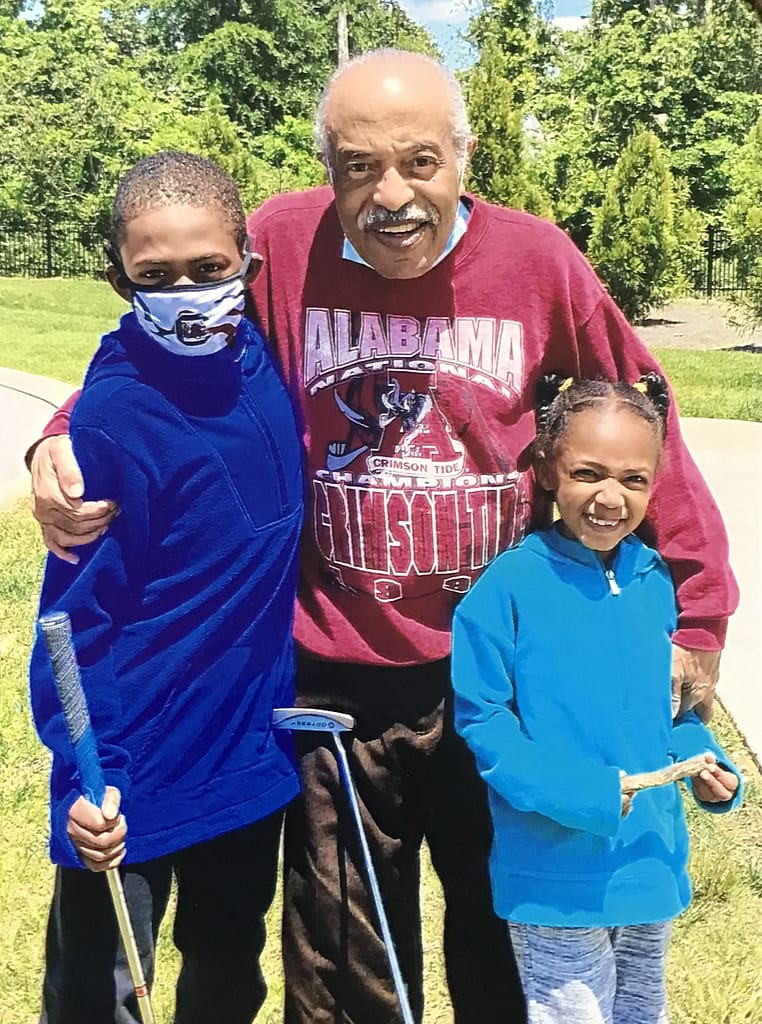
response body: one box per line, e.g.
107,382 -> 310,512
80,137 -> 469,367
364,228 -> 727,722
42,189 -> 737,665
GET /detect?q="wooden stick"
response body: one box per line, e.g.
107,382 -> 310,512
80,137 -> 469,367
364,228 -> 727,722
621,754 -> 710,794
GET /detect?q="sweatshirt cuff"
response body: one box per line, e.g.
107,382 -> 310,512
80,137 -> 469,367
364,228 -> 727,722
51,788 -> 86,868
671,713 -> 743,815
673,618 -> 728,652
539,761 -> 624,838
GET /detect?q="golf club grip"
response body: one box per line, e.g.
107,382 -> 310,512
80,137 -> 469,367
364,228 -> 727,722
39,611 -> 106,807
38,614 -> 156,1024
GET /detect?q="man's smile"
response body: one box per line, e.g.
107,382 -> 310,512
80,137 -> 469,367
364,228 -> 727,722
367,221 -> 430,247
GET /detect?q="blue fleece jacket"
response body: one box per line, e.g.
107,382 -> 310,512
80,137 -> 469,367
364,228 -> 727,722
30,312 -> 304,868
452,526 -> 742,928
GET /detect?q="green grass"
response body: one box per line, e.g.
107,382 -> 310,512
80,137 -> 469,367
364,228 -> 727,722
652,347 -> 762,422
1,496 -> 761,1021
1,278 -> 761,1020
0,278 -> 123,384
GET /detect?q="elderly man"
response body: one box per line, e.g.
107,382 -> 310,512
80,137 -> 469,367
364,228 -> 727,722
30,49 -> 736,1024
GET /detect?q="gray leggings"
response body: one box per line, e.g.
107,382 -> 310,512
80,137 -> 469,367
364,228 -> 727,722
508,921 -> 671,1024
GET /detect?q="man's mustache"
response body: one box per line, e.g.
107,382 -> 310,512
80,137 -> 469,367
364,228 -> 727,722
359,204 -> 440,230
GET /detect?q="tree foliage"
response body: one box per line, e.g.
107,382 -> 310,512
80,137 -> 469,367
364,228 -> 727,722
4,0 -> 762,328
530,1 -> 762,242
0,0 -> 435,230
588,131 -> 682,321
467,0 -> 540,109
465,35 -> 552,217
724,113 -> 762,325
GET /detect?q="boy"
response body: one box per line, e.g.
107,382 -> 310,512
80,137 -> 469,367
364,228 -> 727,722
29,151 -> 304,1024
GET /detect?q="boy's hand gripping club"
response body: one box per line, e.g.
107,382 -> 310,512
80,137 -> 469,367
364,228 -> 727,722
273,707 -> 416,1024
39,611 -> 156,1024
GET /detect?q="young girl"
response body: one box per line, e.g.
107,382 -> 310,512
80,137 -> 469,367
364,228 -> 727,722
451,375 -> 741,1024
30,152 -> 304,1024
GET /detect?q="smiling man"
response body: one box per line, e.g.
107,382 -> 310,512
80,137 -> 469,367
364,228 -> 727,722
29,49 -> 737,1024
318,52 -> 474,279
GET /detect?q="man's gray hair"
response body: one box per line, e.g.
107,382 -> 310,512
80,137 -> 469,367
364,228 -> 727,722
314,48 -> 472,168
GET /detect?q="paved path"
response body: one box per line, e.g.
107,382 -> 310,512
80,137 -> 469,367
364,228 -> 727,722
681,418 -> 762,768
637,297 -> 762,351
1,368 -> 760,765
0,368 -> 74,508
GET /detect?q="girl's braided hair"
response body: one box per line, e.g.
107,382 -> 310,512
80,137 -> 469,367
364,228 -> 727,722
533,372 -> 670,463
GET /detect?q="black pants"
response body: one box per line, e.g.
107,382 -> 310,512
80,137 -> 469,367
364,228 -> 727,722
40,812 -> 283,1024
283,655 -> 526,1024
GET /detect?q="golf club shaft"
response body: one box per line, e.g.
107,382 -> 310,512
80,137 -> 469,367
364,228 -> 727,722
106,871 -> 155,1023
332,733 -> 416,1024
38,612 -> 156,1024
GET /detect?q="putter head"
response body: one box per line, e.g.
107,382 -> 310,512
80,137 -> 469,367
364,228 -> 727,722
272,707 -> 355,733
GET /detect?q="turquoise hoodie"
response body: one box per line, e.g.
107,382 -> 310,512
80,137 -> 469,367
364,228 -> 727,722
452,526 -> 741,928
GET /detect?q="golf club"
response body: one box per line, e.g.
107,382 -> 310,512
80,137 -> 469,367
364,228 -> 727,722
273,707 -> 416,1024
39,611 -> 156,1024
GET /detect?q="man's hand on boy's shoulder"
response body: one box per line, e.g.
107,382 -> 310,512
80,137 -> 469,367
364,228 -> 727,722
691,753 -> 739,805
31,436 -> 118,564
68,786 -> 127,871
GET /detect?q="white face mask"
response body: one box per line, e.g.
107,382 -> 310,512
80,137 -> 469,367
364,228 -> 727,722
131,253 -> 251,357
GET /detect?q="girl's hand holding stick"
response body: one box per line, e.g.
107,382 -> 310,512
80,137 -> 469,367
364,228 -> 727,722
621,752 -> 739,803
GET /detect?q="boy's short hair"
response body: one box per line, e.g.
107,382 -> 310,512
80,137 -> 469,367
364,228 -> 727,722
110,151 -> 248,255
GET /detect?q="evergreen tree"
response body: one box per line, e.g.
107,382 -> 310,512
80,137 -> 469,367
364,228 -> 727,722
465,35 -> 552,216
588,130 -> 680,321
467,0 -> 550,110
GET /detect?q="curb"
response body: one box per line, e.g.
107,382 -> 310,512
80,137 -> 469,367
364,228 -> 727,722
0,367 -> 75,409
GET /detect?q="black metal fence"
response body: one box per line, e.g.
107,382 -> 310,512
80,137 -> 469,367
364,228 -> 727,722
0,220 -> 106,278
684,225 -> 751,297
0,218 -> 754,296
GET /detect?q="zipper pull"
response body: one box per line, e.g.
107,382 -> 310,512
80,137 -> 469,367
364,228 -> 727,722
605,568 -> 621,596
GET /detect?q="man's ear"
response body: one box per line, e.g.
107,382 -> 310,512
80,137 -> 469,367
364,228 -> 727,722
243,252 -> 264,286
534,456 -> 556,493
105,264 -> 132,303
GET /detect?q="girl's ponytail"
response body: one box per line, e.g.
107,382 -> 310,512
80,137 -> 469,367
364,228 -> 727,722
634,372 -> 670,429
535,373 -> 573,434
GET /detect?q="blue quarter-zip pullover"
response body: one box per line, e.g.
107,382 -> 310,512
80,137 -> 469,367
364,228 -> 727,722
30,313 -> 304,868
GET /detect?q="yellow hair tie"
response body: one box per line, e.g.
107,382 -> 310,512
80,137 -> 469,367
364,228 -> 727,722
632,381 -> 648,394
559,377 -> 574,392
